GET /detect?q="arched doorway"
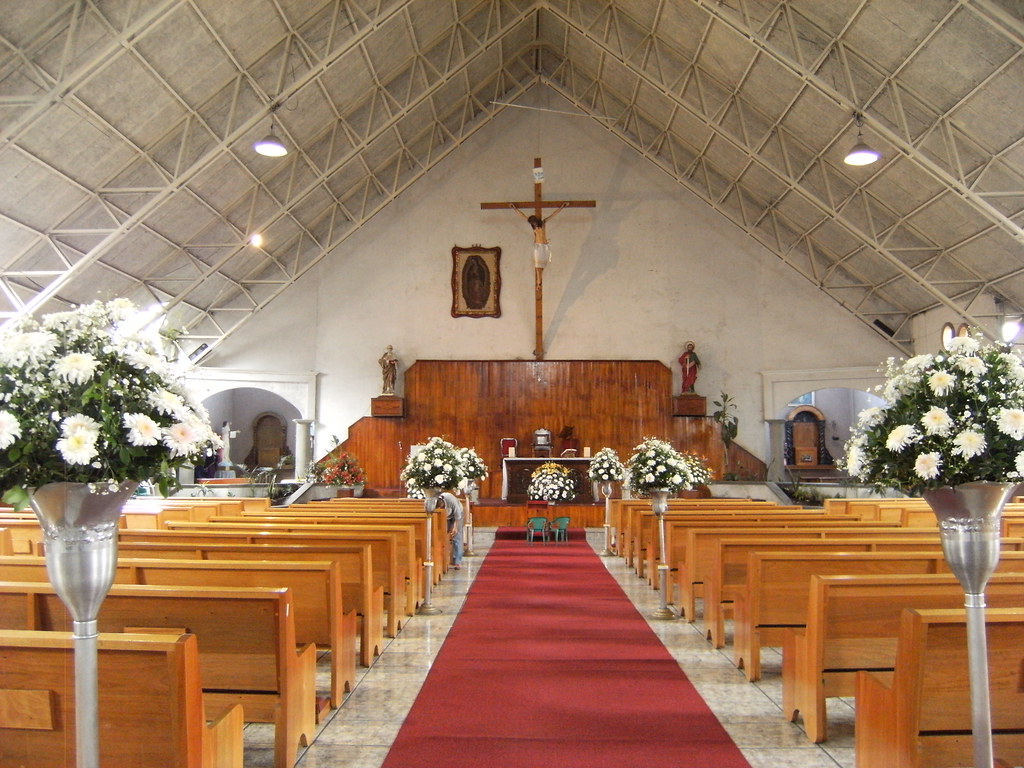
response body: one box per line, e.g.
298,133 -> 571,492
201,387 -> 301,475
248,412 -> 289,468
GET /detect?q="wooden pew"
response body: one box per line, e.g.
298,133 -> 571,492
780,571 -> 1024,743
0,582 -> 315,768
0,629 -> 243,768
632,505 -> 810,578
114,540 -> 384,666
614,499 -> 783,565
241,503 -> 447,580
676,526 -> 939,623
209,514 -> 429,607
0,518 -> 45,554
120,497 -> 269,529
855,607 -> 1024,768
0,528 -> 11,555
118,526 -> 406,638
653,515 -> 900,600
274,504 -> 448,580
0,555 -> 356,708
705,536 -> 1024,649
731,549 -> 1024,680
704,536 -> 1024,651
158,519 -> 419,619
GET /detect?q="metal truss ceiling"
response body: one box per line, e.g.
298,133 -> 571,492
0,0 -> 1021,357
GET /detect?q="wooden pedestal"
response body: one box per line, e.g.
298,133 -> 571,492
672,394 -> 706,416
371,396 -> 405,417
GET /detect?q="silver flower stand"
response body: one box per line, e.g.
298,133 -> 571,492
599,481 -> 614,556
418,487 -> 442,615
30,481 -> 138,768
923,481 -> 1017,768
649,489 -> 675,620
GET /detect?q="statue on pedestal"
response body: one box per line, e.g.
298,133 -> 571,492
379,345 -> 398,395
679,341 -> 701,394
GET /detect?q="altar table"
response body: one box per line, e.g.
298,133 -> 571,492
502,457 -> 595,504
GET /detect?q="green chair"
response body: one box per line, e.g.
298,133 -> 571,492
526,516 -> 549,544
549,516 -> 570,543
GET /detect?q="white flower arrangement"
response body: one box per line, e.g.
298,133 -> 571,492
681,453 -> 713,487
400,436 -> 466,493
457,446 -> 489,482
588,447 -> 626,483
527,461 -> 577,502
0,299 -> 220,509
841,336 -> 1024,492
626,437 -> 693,496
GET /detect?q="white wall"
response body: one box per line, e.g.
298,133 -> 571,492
206,90 -> 897,459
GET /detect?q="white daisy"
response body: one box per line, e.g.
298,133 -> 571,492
952,429 -> 987,458
0,410 -> 21,449
903,354 -> 934,372
150,389 -> 184,416
56,431 -> 98,465
920,406 -> 953,436
844,443 -> 864,476
946,336 -> 980,355
955,355 -> 986,376
914,452 -> 942,480
996,408 -> 1024,440
54,352 -> 99,385
885,424 -> 919,452
61,413 -> 100,438
163,421 -> 199,457
928,370 -> 956,396
123,413 -> 161,446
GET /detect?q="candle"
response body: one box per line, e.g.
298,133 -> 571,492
583,446 -> 591,458
508,446 -> 516,458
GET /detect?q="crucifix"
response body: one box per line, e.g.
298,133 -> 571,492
481,157 -> 596,360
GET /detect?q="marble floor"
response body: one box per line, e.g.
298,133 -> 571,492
244,529 -> 857,768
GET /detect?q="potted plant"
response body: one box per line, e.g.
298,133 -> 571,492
712,391 -> 739,477
400,436 -> 466,496
315,450 -> 367,496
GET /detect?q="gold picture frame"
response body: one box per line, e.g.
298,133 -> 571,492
451,245 -> 501,318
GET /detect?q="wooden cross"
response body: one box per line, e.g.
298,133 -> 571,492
481,157 -> 596,360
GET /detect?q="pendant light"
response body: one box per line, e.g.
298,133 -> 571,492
253,106 -> 288,157
844,113 -> 880,166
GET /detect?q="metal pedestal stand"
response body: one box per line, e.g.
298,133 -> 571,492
923,481 -> 1017,768
418,488 -> 442,615
649,489 -> 675,620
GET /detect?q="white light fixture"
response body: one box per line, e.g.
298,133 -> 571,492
844,113 -> 880,166
253,108 -> 288,157
249,233 -> 264,247
1002,317 -> 1021,343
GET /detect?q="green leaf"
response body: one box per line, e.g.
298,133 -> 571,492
2,486 -> 31,512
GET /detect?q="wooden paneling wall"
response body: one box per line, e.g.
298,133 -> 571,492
342,359 -> 765,497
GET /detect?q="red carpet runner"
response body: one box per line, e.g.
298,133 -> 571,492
382,529 -> 752,768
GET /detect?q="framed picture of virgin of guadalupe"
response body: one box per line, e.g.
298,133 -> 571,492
451,245 -> 501,318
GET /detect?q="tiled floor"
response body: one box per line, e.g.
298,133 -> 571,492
245,528 -> 856,767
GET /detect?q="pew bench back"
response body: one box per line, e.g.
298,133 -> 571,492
855,607 -> 1024,768
0,629 -> 243,768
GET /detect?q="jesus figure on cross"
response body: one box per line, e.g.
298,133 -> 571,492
481,157 -> 595,360
517,207 -> 565,269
